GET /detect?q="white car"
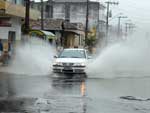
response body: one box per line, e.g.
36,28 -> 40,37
52,48 -> 90,74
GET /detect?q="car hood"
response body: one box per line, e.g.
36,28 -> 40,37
55,58 -> 87,63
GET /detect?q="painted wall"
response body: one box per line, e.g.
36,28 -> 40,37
0,17 -> 21,40
53,2 -> 99,39
53,3 -> 66,20
32,1 -> 100,33
0,1 -> 40,20
32,1 -> 107,40
6,0 -> 24,5
53,2 -> 99,30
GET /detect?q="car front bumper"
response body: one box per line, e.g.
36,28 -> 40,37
52,65 -> 86,74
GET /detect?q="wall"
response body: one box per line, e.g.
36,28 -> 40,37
32,1 -> 100,33
11,17 -> 21,40
53,2 -> 99,39
31,1 -> 106,40
0,1 -> 40,20
0,17 -> 21,40
69,3 -> 86,25
6,0 -> 24,5
53,2 -> 99,30
53,3 -> 65,20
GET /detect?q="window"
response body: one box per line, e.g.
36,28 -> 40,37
59,50 -> 86,58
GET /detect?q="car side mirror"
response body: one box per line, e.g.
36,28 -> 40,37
54,55 -> 58,58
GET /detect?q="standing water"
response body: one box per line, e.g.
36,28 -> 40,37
0,37 -> 56,76
85,36 -> 150,113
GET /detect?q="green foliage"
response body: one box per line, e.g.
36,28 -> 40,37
85,35 -> 97,47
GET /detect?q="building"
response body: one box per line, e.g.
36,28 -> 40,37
30,18 -> 63,46
31,0 -> 107,49
31,0 -> 101,38
30,19 -> 85,48
0,0 -> 40,42
62,21 -> 85,48
33,0 -> 99,28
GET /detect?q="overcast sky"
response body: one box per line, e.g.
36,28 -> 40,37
98,0 -> 150,37
34,0 -> 150,36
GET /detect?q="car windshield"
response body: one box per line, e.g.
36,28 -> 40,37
58,49 -> 86,58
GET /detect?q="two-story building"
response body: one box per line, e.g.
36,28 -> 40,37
0,0 -> 40,42
31,0 -> 104,38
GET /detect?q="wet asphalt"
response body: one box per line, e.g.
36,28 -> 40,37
1,72 -> 150,113
0,73 -> 87,113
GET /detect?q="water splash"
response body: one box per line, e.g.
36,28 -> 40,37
86,36 -> 150,78
0,37 -> 56,76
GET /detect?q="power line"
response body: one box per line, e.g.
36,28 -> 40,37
117,15 -> 127,37
125,22 -> 136,36
105,1 -> 119,38
111,7 -> 150,24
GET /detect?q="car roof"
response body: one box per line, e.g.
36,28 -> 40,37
63,48 -> 86,51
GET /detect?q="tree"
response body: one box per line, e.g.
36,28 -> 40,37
85,27 -> 97,53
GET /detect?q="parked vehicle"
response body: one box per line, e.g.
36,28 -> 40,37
52,48 -> 91,74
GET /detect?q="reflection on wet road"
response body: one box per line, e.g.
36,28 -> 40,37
0,73 -> 87,113
1,72 -> 150,113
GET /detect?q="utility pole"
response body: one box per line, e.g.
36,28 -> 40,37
41,0 -> 44,30
25,0 -> 30,34
128,23 -> 136,35
85,0 -> 89,46
117,16 -> 127,37
125,23 -> 130,37
105,1 -> 119,37
125,23 -> 136,37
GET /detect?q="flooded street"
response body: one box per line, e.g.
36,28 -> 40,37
0,0 -> 150,112
0,37 -> 150,113
0,72 -> 150,113
87,76 -> 150,113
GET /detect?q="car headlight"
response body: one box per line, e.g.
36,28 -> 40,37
53,62 -> 63,66
73,63 -> 85,66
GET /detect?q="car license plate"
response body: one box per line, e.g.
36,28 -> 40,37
64,67 -> 71,70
